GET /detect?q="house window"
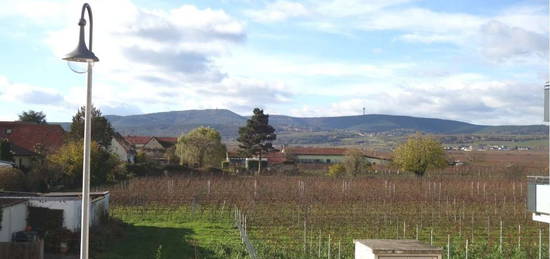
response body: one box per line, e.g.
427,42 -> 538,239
5,129 -> 12,135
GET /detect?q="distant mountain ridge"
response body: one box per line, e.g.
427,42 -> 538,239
84,109 -> 548,138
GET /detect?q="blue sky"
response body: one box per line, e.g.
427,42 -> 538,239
0,0 -> 547,125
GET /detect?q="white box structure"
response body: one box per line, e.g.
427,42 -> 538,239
354,239 -> 442,259
528,176 -> 550,223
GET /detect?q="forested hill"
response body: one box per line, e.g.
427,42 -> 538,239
77,109 -> 550,138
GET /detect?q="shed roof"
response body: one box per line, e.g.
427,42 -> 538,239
0,191 -> 109,201
354,239 -> 442,254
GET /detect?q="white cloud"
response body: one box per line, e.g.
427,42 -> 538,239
245,1 -> 310,23
0,0 -> 545,125
315,0 -> 415,17
0,75 -> 69,107
217,50 -> 412,81
246,0 -> 416,22
248,1 -> 547,64
0,75 -> 79,122
288,73 -> 543,125
35,0 -> 294,117
0,0 -> 69,23
480,20 -> 547,62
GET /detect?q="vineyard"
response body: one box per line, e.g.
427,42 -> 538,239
100,166 -> 550,259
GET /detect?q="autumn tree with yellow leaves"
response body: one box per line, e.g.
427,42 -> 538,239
393,133 -> 447,177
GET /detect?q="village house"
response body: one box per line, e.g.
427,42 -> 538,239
124,135 -> 177,164
110,133 -> 136,164
0,122 -> 65,170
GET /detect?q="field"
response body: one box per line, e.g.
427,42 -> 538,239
96,154 -> 550,259
95,206 -> 248,258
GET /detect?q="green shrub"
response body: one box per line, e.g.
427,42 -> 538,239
47,141 -> 130,188
327,163 -> 345,177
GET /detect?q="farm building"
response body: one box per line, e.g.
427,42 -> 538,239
224,146 -> 391,168
283,147 -> 391,165
124,135 -> 177,164
223,152 -> 269,170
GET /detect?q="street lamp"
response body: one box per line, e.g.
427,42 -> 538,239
63,3 -> 98,259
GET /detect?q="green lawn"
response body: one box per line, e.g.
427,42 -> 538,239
96,206 -> 248,259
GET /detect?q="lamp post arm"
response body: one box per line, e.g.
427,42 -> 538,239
80,3 -> 94,51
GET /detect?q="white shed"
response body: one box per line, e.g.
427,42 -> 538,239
354,239 -> 442,259
0,200 -> 28,242
0,191 -> 110,232
27,192 -> 110,231
528,176 -> 550,223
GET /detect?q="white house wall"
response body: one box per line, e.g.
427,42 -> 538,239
110,138 -> 129,162
0,203 -> 28,242
144,138 -> 164,150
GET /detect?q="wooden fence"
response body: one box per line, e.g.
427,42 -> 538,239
0,240 -> 44,259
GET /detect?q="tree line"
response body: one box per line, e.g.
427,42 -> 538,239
1,107 -> 447,192
1,107 -> 124,192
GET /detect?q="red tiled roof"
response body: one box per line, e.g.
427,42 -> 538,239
156,137 -> 177,148
156,137 -> 177,143
0,122 -> 65,155
226,150 -> 242,157
124,135 -> 152,145
264,151 -> 287,164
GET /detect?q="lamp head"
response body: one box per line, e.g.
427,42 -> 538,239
63,17 -> 99,62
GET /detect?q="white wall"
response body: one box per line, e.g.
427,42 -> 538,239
144,138 -> 163,150
354,241 -> 375,259
0,203 -> 28,242
110,138 -> 135,163
110,138 -> 128,162
536,184 -> 550,214
28,195 -> 110,231
90,194 -> 110,226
